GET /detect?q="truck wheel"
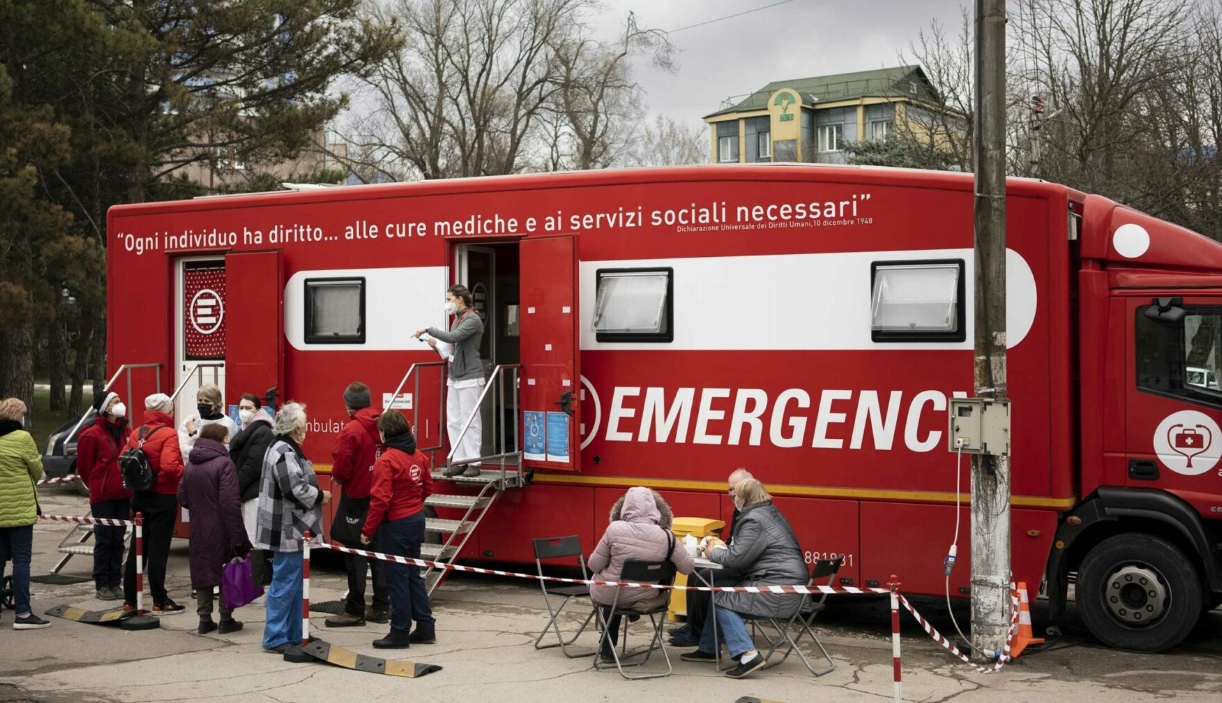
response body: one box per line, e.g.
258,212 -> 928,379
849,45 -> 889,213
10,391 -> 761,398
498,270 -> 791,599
74,477 -> 90,497
1077,534 -> 1202,652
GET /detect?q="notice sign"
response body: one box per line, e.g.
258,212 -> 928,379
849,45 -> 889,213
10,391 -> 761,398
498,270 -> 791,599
382,392 -> 413,411
546,412 -> 570,463
523,411 -> 546,461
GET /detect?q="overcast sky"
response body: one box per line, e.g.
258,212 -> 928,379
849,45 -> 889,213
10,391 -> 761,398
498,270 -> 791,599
596,0 -> 969,126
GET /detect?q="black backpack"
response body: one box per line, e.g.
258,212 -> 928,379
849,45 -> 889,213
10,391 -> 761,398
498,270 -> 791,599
120,425 -> 170,492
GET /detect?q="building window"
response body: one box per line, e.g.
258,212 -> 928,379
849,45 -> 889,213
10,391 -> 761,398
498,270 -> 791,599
305,277 -> 366,344
593,268 -> 673,343
818,124 -> 843,152
869,120 -> 892,141
870,260 -> 965,343
1136,304 -> 1222,408
758,132 -> 772,159
716,121 -> 739,163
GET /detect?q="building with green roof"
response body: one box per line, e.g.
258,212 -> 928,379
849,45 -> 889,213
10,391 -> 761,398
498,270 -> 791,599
704,65 -> 953,165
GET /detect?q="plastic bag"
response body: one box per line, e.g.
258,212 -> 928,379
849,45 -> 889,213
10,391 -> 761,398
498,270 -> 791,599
221,555 -> 265,610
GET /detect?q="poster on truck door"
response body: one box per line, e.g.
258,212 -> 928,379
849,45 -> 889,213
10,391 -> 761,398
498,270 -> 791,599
523,411 -> 546,461
546,412 -> 570,462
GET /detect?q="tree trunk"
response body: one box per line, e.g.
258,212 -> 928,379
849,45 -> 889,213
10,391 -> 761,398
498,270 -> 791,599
91,305 -> 107,396
68,301 -> 94,417
48,300 -> 67,411
0,321 -> 36,423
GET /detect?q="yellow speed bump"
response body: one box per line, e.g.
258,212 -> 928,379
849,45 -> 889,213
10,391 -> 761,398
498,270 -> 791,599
45,605 -> 136,626
303,640 -> 442,678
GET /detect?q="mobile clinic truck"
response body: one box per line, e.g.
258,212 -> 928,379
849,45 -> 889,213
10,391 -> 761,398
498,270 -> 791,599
94,164 -> 1222,652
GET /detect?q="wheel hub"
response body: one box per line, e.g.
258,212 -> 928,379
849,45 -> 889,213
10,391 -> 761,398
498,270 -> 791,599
1104,564 -> 1167,626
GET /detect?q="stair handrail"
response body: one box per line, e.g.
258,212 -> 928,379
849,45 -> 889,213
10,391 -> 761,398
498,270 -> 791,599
447,364 -> 522,484
385,361 -> 448,461
63,362 -> 164,446
168,362 -> 225,403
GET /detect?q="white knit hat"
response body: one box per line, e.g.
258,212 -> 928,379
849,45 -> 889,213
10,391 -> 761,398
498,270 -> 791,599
144,393 -> 173,413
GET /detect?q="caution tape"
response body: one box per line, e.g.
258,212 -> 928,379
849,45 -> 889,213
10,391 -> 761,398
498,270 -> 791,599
312,540 -> 888,595
38,513 -> 134,528
36,474 -> 80,486
897,586 -> 1020,674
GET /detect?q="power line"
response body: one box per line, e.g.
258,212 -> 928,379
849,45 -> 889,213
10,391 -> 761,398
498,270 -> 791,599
665,0 -> 796,35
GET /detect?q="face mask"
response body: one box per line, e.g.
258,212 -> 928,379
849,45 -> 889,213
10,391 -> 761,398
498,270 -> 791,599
297,431 -> 307,445
444,301 -> 458,315
111,403 -> 127,419
238,409 -> 254,424
197,403 -> 213,417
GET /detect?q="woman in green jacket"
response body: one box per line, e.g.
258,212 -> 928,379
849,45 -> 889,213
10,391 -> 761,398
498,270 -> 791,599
0,397 -> 50,630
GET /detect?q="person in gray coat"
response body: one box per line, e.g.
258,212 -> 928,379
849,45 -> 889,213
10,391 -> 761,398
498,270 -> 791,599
680,478 -> 807,679
413,284 -> 485,478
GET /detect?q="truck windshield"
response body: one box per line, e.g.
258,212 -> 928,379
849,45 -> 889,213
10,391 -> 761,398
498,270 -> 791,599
1137,306 -> 1222,404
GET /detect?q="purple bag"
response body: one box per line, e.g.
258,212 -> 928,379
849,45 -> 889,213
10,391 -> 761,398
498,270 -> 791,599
222,555 -> 265,610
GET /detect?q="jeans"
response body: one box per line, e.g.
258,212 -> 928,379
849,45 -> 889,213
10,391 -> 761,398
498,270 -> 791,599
92,498 -> 129,590
697,602 -> 757,659
123,492 -> 178,606
263,550 -> 304,648
0,525 -> 34,616
380,512 -> 433,635
344,534 -> 389,616
196,585 -> 233,621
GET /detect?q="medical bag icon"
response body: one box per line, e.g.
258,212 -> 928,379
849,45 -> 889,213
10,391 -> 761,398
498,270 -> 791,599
1169,424 -> 1212,468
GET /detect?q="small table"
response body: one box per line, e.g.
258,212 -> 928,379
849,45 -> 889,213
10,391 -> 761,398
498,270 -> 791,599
690,557 -> 727,669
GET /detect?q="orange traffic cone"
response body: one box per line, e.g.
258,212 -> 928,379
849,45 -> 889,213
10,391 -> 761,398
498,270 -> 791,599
1009,582 -> 1045,658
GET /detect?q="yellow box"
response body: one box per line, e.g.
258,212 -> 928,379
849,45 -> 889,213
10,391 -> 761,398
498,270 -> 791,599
668,517 -> 725,622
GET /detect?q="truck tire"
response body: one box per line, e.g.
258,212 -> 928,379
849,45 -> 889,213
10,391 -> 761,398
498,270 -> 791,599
1077,534 -> 1202,652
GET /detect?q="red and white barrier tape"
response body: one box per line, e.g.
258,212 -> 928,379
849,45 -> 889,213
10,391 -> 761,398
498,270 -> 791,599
312,540 -> 888,595
38,513 -> 134,528
36,474 -> 80,486
897,585 -> 1020,674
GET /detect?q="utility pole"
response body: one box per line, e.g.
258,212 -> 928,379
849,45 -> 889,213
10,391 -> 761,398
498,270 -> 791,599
970,0 -> 1011,662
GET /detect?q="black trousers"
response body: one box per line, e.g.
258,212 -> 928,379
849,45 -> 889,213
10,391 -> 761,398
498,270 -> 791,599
123,492 -> 178,606
600,605 -> 624,651
91,498 -> 129,590
344,533 -> 390,616
685,568 -> 714,636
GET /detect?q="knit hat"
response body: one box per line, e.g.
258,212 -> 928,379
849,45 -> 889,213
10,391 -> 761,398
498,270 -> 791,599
93,391 -> 118,414
343,382 -> 372,410
145,393 -> 173,413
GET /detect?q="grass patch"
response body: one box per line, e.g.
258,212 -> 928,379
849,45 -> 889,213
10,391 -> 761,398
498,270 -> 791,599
28,386 -> 93,452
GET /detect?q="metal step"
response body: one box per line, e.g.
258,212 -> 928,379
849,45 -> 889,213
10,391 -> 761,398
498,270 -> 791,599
421,543 -> 458,561
425,493 -> 489,510
425,518 -> 471,535
431,468 -> 522,488
58,545 -> 95,556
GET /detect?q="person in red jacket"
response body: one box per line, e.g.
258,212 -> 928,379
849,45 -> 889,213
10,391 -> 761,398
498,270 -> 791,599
76,391 -> 132,601
361,410 -> 434,649
325,382 -> 390,627
122,393 -> 186,615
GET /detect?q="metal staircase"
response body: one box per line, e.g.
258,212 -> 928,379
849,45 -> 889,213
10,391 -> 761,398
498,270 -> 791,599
383,363 -> 525,595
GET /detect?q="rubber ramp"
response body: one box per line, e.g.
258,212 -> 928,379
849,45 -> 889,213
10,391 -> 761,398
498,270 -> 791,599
45,605 -> 134,626
304,640 -> 443,678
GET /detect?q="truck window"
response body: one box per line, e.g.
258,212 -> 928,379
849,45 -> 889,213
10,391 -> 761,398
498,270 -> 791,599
1136,306 -> 1222,405
304,277 -> 366,344
869,260 -> 966,343
592,268 -> 673,343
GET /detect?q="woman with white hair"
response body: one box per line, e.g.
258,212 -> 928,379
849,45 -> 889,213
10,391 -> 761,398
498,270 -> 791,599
254,402 -> 331,654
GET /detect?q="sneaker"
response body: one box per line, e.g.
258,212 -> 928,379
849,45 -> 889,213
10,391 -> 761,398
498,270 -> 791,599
372,630 -> 411,649
408,627 -> 436,644
442,464 -> 465,478
122,603 -> 136,613
325,612 -> 366,628
462,466 -> 482,478
725,653 -> 767,679
365,607 -> 389,624
14,613 -> 50,630
108,586 -> 125,600
263,643 -> 290,654
198,619 -> 218,635
97,588 -> 121,601
668,623 -> 690,637
599,647 -> 617,664
218,620 -> 244,635
680,650 -> 718,663
669,633 -> 701,647
152,599 -> 186,615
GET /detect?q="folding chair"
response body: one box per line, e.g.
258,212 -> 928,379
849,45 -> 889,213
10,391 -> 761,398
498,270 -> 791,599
755,557 -> 843,676
593,559 -> 678,680
532,535 -> 598,658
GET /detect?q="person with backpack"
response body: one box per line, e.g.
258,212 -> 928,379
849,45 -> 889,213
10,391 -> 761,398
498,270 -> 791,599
121,393 -> 186,615
76,392 -> 132,601
0,398 -> 50,630
178,423 -> 249,635
325,382 -> 390,627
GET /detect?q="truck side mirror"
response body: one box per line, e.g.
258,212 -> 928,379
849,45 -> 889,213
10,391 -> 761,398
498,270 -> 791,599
1144,297 -> 1186,325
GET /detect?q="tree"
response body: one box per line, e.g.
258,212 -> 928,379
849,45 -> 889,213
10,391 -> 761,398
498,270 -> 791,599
845,134 -> 958,171
625,114 -> 709,167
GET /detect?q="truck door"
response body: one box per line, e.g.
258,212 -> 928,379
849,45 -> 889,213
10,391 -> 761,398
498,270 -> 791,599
224,251 -> 284,417
519,235 -> 581,471
1126,296 -> 1222,492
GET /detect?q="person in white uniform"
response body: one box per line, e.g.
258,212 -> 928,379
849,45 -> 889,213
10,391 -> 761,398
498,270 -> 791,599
414,284 -> 485,478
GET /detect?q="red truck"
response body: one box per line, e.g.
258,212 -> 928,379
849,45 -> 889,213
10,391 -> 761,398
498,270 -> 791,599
92,164 -> 1221,651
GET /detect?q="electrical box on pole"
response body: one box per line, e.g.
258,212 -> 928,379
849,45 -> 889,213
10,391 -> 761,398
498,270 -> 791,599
948,398 -> 1010,456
